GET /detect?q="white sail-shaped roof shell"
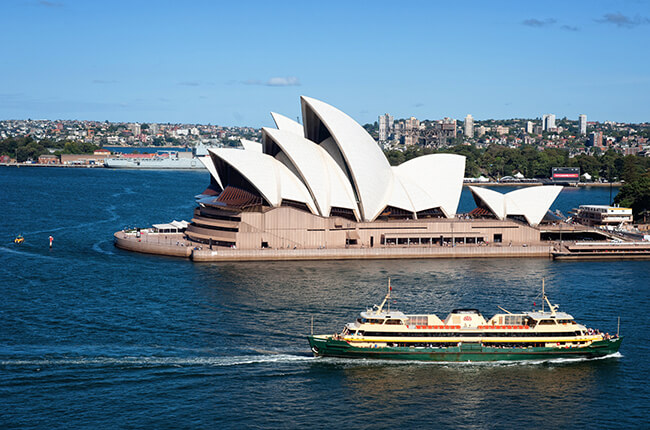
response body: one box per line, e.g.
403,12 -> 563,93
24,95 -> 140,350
301,96 -> 393,221
469,185 -> 563,226
262,127 -> 359,219
469,186 -> 507,219
271,112 -> 305,136
198,155 -> 223,190
208,148 -> 317,213
391,154 -> 466,217
505,186 -> 563,226
241,139 -> 262,152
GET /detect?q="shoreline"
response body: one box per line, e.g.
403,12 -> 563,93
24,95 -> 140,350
0,164 -> 623,186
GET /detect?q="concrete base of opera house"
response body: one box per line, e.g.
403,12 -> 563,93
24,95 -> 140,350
113,231 -> 553,261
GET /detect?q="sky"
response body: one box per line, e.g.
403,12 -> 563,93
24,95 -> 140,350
2,0 -> 650,127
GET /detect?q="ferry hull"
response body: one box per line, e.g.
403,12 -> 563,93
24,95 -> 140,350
308,336 -> 622,362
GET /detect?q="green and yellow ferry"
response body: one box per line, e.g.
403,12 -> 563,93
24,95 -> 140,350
308,281 -> 622,362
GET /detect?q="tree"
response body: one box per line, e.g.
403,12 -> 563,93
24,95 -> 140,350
621,155 -> 645,183
614,173 -> 650,221
16,141 -> 46,162
385,150 -> 405,166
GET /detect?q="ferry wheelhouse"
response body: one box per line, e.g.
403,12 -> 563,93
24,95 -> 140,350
308,282 -> 622,361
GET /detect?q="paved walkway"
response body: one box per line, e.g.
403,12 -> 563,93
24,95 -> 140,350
114,230 -> 552,261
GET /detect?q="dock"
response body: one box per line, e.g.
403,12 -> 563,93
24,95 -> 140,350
552,241 -> 650,260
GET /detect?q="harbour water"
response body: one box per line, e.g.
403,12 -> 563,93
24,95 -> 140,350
1,167 -> 648,429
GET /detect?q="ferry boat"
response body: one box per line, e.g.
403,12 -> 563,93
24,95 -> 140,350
308,281 -> 622,362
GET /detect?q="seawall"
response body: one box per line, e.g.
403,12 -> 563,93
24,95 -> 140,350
114,231 -> 551,261
190,245 -> 551,262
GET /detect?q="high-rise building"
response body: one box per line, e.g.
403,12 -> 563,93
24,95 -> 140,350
378,113 -> 393,141
542,114 -> 556,131
579,114 -> 587,135
526,121 -> 534,134
464,114 -> 474,138
129,123 -> 141,136
405,116 -> 419,132
589,131 -> 603,148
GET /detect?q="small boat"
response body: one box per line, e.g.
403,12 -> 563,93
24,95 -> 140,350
308,280 -> 622,362
14,235 -> 24,244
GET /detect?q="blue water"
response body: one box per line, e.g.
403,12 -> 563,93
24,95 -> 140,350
1,167 -> 648,429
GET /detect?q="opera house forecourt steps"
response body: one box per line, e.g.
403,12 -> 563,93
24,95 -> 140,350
114,96 -> 570,262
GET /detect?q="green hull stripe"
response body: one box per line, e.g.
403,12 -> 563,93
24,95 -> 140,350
308,336 -> 622,362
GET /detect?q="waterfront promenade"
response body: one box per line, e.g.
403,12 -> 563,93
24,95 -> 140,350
114,226 -> 650,261
113,231 -> 552,261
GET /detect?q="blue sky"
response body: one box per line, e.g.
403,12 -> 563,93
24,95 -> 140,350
2,0 -> 650,127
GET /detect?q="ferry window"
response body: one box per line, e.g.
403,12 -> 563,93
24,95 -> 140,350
493,233 -> 502,243
538,320 -> 557,325
385,319 -> 403,325
504,315 -> 524,325
407,316 -> 428,326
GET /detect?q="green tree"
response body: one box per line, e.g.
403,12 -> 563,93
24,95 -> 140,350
621,155 -> 645,182
614,173 -> 650,220
385,150 -> 405,166
16,141 -> 46,162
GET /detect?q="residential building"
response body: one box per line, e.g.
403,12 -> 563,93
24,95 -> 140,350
378,113 -> 393,141
526,121 -> 534,134
579,114 -> 587,135
405,117 -> 419,132
589,131 -> 603,148
542,114 -> 556,131
495,126 -> 509,136
129,123 -> 141,136
464,114 -> 474,138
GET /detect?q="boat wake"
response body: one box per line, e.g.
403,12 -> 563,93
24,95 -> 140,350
314,352 -> 623,367
15,206 -> 121,239
92,240 -> 115,255
0,353 -> 316,369
0,246 -> 58,261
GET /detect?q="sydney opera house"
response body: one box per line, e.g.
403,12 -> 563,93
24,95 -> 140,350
178,96 -> 563,251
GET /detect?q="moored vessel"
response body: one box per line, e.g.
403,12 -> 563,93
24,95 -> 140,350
104,143 -> 209,169
308,281 -> 622,362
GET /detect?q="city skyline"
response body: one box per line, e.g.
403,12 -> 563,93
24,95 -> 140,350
2,0 -> 650,127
